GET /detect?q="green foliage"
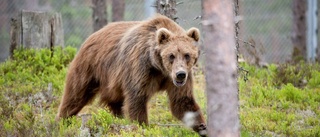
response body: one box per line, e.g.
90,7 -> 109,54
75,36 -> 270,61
274,62 -> 320,88
308,71 -> 320,88
276,84 -> 305,103
239,62 -> 320,136
0,46 -> 76,93
86,109 -> 198,137
0,47 -> 319,136
0,46 -> 76,137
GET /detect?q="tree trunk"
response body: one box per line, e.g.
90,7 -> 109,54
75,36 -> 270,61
0,0 -> 18,62
10,18 -> 18,59
112,0 -> 125,22
155,0 -> 177,22
292,0 -> 307,62
92,0 -> 107,32
202,0 -> 240,136
234,0 -> 240,61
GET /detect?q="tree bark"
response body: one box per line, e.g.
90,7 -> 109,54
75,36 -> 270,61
202,0 -> 240,136
234,0 -> 240,61
0,0 -> 18,62
92,0 -> 107,32
10,18 -> 18,59
112,0 -> 125,22
291,0 -> 307,62
155,0 -> 177,22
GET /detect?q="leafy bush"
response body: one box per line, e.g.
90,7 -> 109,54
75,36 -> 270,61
0,46 -> 76,92
308,71 -> 320,88
274,62 -> 320,88
0,46 -> 76,137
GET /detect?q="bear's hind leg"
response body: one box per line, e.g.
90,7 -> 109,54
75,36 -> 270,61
57,78 -> 99,119
99,87 -> 125,117
107,101 -> 124,117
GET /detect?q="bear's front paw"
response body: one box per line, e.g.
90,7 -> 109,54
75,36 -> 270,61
194,123 -> 207,137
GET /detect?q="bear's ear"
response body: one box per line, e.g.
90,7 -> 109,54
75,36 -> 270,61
187,27 -> 200,42
156,28 -> 172,44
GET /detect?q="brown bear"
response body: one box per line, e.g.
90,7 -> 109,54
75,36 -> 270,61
56,14 -> 206,136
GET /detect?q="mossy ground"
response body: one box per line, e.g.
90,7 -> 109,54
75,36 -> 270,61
0,47 -> 319,136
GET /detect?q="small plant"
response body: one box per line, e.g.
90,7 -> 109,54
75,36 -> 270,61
274,61 -> 320,88
308,71 -> 320,88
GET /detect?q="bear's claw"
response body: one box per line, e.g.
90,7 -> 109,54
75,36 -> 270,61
197,123 -> 207,137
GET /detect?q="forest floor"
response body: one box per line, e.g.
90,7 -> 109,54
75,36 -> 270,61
0,47 -> 319,136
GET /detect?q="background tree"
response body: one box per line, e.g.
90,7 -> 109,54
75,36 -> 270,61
112,0 -> 125,22
291,0 -> 307,62
92,0 -> 107,32
0,0 -> 17,62
202,0 -> 240,136
155,0 -> 177,22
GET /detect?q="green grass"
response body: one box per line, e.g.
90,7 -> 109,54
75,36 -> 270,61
0,47 -> 319,136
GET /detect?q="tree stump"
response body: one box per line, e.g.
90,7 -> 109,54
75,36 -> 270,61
10,10 -> 64,57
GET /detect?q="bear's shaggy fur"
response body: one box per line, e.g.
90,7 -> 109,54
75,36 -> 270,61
57,14 -> 206,135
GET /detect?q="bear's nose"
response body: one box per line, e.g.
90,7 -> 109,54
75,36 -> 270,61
176,71 -> 186,80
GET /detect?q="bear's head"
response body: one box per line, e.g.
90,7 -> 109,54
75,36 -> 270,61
155,27 -> 200,87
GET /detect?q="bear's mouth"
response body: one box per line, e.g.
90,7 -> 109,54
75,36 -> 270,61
173,79 -> 186,87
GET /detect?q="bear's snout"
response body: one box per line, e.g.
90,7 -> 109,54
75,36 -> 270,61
176,71 -> 186,80
173,70 -> 187,87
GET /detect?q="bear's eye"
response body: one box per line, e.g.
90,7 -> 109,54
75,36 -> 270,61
185,54 -> 190,61
169,54 -> 175,63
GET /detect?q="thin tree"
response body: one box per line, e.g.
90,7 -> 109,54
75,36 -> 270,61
112,0 -> 125,22
202,0 -> 240,136
291,0 -> 307,62
0,0 -> 18,62
92,0 -> 107,32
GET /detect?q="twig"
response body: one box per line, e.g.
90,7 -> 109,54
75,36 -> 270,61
238,67 -> 249,82
176,1 -> 183,5
235,36 -> 255,48
193,15 -> 202,20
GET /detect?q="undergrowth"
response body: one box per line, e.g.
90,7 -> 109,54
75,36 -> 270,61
0,47 -> 319,136
239,62 -> 320,136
